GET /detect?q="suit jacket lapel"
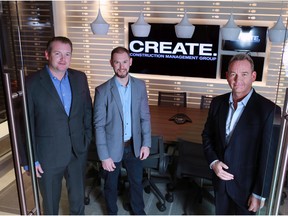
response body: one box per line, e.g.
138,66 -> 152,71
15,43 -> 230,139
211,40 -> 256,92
110,78 -> 124,120
229,92 -> 257,143
218,94 -> 230,147
68,69 -> 77,115
131,77 -> 136,116
39,68 -> 66,113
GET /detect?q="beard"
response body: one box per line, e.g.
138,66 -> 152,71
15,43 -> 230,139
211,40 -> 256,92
115,70 -> 129,79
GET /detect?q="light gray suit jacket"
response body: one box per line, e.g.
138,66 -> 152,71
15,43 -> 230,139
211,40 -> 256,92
93,75 -> 151,162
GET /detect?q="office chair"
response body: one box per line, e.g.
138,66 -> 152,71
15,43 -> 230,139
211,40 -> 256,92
142,135 -> 174,211
84,140 -> 103,205
200,95 -> 213,109
175,139 -> 214,214
158,91 -> 187,107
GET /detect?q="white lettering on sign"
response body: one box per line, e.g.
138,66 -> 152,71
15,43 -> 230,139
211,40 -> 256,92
160,42 -> 172,54
145,41 -> 159,53
129,40 -> 216,57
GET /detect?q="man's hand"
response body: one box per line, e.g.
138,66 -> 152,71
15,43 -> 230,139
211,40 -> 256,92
25,164 -> 44,178
248,194 -> 265,212
139,146 -> 150,160
35,164 -> 44,178
212,161 -> 234,180
102,158 -> 116,172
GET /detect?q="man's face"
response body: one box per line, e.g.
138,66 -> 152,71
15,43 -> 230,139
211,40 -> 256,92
226,59 -> 257,98
110,52 -> 132,79
45,41 -> 72,73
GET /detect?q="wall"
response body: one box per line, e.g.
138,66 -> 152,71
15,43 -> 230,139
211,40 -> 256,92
53,0 -> 288,108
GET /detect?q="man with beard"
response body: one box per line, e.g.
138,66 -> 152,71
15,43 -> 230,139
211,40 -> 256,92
93,46 -> 151,215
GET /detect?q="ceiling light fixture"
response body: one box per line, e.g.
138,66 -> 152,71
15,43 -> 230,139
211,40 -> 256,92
220,13 -> 241,41
131,11 -> 151,37
175,10 -> 195,39
90,5 -> 109,35
268,15 -> 287,43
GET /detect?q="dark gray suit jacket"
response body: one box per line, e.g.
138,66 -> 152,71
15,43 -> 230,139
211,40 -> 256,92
202,89 -> 281,206
25,66 -> 92,169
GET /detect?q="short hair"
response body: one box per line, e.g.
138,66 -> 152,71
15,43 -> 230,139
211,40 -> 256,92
46,36 -> 73,54
111,46 -> 130,60
228,53 -> 254,72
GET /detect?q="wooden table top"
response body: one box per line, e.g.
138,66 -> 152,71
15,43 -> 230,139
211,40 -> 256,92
149,105 -> 209,144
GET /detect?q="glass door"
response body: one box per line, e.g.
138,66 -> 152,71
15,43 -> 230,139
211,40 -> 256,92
0,1 -> 54,214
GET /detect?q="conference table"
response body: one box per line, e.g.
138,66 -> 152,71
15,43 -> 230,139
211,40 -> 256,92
149,105 -> 209,145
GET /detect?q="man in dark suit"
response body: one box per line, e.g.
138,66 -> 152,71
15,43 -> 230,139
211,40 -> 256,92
25,36 -> 92,214
94,46 -> 151,214
202,53 -> 281,214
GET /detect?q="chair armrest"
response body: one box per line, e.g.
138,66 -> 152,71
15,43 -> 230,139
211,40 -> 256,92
144,153 -> 170,175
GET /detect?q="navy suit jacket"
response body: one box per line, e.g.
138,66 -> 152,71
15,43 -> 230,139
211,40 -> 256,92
202,90 -> 281,206
25,67 -> 92,169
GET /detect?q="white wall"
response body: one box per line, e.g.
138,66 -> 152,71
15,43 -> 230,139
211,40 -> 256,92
53,0 -> 288,109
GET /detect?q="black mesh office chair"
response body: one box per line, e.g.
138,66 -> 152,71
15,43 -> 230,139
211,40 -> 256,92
200,95 -> 213,109
142,135 -> 174,211
158,91 -> 187,107
175,139 -> 214,214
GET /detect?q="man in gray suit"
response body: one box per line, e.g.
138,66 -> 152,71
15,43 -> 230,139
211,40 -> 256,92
26,36 -> 92,214
94,46 -> 151,215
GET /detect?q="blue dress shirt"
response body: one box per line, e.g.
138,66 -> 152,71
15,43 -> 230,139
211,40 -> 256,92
114,76 -> 132,142
47,65 -> 72,116
225,89 -> 253,143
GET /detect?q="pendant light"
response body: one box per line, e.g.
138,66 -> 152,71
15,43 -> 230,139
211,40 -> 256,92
268,15 -> 287,43
131,11 -> 151,37
220,14 -> 241,41
90,7 -> 109,35
175,10 -> 195,39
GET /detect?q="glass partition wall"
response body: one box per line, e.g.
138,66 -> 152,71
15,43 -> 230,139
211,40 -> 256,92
0,1 -> 54,214
266,11 -> 288,215
0,0 -> 288,215
267,88 -> 288,215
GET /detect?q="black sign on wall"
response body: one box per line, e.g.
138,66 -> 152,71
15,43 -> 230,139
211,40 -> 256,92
220,55 -> 265,82
220,26 -> 267,82
128,23 -> 220,79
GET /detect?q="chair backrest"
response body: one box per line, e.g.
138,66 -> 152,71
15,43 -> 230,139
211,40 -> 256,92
158,92 -> 187,107
200,95 -> 213,109
142,135 -> 168,175
176,139 -> 212,180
